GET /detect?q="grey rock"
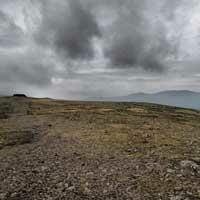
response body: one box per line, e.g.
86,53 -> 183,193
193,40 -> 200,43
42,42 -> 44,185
180,160 -> 199,170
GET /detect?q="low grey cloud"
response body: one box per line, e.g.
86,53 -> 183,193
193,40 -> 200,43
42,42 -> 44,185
0,0 -> 200,98
0,51 -> 53,87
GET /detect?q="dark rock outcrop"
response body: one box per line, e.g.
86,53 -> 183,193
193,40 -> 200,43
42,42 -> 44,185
13,94 -> 27,98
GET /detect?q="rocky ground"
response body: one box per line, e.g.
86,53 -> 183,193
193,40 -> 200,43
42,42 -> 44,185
0,96 -> 200,200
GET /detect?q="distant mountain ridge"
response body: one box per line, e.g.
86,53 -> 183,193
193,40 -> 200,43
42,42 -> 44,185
87,90 -> 200,109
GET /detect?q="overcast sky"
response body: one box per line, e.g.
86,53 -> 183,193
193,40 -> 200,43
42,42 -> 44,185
0,0 -> 200,99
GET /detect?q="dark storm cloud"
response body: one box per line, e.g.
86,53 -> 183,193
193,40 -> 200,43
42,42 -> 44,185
0,10 -> 24,48
36,0 -> 101,60
102,0 -> 179,72
105,35 -> 144,68
34,0 -> 187,72
104,29 -> 169,72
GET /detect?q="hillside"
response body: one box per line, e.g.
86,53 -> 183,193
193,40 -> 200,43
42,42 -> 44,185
87,90 -> 200,109
0,96 -> 200,199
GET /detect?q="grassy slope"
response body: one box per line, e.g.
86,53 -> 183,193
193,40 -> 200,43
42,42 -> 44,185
0,97 -> 200,199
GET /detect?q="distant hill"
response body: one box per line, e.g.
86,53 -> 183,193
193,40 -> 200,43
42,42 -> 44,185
87,90 -> 200,109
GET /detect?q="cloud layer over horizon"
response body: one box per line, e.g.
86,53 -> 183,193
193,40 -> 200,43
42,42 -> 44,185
0,0 -> 200,99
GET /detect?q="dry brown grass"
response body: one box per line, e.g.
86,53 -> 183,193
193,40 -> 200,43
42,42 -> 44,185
1,97 -> 200,199
1,97 -> 200,157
